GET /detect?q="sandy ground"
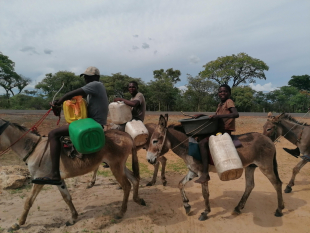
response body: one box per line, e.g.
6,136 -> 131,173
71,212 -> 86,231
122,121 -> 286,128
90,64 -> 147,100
0,113 -> 310,233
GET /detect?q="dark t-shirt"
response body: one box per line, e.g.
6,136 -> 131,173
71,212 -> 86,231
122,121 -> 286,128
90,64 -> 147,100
81,81 -> 109,125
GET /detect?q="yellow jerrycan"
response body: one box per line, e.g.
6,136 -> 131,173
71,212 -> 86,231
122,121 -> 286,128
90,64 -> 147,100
209,133 -> 243,181
63,96 -> 87,123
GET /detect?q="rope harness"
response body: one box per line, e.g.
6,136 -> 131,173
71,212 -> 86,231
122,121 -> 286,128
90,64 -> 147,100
272,111 -> 309,146
157,119 -> 215,156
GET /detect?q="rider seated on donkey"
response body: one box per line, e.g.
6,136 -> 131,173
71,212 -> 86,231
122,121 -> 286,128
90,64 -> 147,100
32,66 -> 109,185
194,84 -> 239,184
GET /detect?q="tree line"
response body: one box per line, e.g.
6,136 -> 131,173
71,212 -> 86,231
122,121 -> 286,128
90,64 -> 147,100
1,51 -> 309,113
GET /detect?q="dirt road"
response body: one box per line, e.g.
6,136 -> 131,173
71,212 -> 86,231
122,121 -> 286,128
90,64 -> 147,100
0,114 -> 309,233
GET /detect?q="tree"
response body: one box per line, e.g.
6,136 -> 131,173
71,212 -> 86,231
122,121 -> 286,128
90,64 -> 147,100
100,73 -> 145,102
146,68 -> 182,111
200,52 -> 269,87
0,52 -> 31,98
35,71 -> 84,99
231,86 -> 255,112
153,68 -> 181,84
184,75 -> 218,111
288,74 -> 310,91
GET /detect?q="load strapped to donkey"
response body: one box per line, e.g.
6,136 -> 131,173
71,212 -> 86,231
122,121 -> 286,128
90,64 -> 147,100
178,114 -> 243,181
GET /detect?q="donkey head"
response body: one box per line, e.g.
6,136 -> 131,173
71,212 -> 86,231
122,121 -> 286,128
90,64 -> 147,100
146,114 -> 168,165
263,113 -> 284,141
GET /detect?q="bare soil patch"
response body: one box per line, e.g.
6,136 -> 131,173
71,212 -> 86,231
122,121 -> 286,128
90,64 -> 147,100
0,113 -> 310,233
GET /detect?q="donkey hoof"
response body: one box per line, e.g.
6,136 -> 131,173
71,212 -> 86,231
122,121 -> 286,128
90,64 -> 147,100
198,212 -> 208,221
7,223 -> 20,232
284,186 -> 292,193
65,220 -> 76,226
184,206 -> 191,215
232,207 -> 241,215
146,182 -> 153,186
140,198 -> 146,206
114,214 -> 123,220
162,180 -> 167,186
274,209 -> 283,217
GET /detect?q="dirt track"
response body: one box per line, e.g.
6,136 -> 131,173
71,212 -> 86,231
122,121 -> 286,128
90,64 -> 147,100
0,113 -> 310,233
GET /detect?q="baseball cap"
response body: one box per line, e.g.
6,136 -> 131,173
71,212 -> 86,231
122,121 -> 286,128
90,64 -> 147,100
80,66 -> 100,77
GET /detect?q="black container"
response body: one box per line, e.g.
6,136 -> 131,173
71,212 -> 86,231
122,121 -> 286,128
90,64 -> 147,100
179,116 -> 219,136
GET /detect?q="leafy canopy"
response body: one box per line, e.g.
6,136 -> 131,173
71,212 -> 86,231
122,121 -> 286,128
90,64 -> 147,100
200,52 -> 269,87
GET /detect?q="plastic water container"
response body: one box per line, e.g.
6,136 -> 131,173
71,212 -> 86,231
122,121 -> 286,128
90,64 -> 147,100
109,101 -> 132,124
125,120 -> 149,146
63,96 -> 88,123
208,133 -> 243,181
69,118 -> 105,154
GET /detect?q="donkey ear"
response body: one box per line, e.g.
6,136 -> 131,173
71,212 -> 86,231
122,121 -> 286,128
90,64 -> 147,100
159,115 -> 167,128
267,112 -> 273,118
164,114 -> 168,122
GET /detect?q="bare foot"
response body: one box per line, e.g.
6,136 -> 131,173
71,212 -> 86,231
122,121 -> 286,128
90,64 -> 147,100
195,174 -> 210,184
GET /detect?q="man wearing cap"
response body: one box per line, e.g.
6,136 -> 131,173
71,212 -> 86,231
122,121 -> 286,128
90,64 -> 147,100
111,81 -> 146,131
32,66 -> 109,185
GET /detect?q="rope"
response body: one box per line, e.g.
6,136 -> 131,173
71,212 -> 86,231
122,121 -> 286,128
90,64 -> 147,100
0,109 -> 52,157
274,110 -> 310,145
170,120 -> 215,151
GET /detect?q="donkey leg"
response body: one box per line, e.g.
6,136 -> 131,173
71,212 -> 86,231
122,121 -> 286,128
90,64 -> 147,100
159,156 -> 167,186
199,181 -> 211,221
233,166 -> 256,215
57,181 -> 78,226
87,166 -> 99,189
178,170 -> 198,215
285,159 -> 308,193
110,163 -> 131,219
259,166 -> 284,217
125,167 -> 146,206
7,184 -> 44,231
146,161 -> 159,186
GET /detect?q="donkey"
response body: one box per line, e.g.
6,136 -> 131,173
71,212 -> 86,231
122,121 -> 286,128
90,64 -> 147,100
146,114 -> 284,221
263,112 -> 310,193
87,123 -> 168,188
0,118 -> 146,231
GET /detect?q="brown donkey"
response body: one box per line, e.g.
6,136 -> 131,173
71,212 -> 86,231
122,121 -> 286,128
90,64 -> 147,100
146,114 -> 284,221
263,112 -> 310,193
87,123 -> 168,188
0,118 -> 145,231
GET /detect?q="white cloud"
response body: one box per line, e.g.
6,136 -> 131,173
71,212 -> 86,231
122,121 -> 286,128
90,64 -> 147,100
249,82 -> 277,92
0,0 -> 309,93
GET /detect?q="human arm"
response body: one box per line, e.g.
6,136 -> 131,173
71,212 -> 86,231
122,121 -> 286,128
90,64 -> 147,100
209,107 -> 239,119
114,97 -> 140,108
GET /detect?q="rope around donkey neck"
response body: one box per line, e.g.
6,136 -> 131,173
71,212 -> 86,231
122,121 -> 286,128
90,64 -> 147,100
274,110 -> 310,145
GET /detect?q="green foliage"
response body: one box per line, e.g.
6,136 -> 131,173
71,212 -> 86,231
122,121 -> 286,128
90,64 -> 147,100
200,52 -> 269,87
184,75 -> 218,111
288,74 -> 310,91
100,73 -> 145,102
9,94 -> 48,110
231,86 -> 255,112
0,52 -> 31,99
35,71 -> 84,100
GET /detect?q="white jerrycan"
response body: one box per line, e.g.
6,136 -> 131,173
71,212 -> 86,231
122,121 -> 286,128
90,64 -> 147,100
209,133 -> 243,181
108,101 -> 132,124
125,120 -> 149,146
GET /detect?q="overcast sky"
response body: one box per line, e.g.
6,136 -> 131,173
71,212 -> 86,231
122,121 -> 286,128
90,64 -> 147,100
1,0 -> 309,94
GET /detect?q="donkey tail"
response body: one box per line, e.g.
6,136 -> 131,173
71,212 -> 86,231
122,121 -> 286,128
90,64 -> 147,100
132,144 -> 140,180
273,151 -> 282,183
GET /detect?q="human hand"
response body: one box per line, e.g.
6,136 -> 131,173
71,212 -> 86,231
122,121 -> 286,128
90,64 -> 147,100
114,97 -> 123,102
